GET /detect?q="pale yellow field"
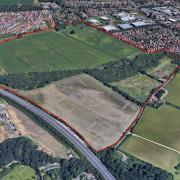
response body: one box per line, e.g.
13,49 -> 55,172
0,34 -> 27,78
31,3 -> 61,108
21,74 -> 140,149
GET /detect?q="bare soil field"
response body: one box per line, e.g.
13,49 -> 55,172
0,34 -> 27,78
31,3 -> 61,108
21,74 -> 140,149
7,105 -> 68,157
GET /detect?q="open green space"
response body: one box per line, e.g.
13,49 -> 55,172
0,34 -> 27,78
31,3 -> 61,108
64,24 -> 139,60
165,73 -> 180,106
147,57 -> 176,79
111,73 -> 161,102
133,105 -> 180,151
119,135 -> 180,179
0,0 -> 33,6
0,26 -> 139,74
2,165 -> 36,180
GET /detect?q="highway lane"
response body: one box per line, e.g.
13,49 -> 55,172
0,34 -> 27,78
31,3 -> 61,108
0,89 -> 116,180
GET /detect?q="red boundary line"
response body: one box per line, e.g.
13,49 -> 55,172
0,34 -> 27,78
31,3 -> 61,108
0,19 -> 179,153
79,20 -> 180,55
0,67 -> 178,153
0,21 -> 55,45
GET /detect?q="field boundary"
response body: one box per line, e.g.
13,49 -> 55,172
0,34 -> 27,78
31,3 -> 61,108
131,133 -> 180,154
0,21 -> 55,45
0,67 -> 179,153
0,18 -> 179,152
78,20 -> 179,56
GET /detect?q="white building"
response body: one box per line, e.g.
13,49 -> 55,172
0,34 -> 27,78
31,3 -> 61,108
132,21 -> 147,27
102,25 -> 118,32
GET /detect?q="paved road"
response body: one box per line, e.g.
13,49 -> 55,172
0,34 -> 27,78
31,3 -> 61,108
0,89 -> 116,180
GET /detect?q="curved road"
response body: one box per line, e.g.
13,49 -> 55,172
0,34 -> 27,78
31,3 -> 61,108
0,89 -> 116,180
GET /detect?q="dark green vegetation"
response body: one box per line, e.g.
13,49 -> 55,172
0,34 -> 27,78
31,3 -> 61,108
0,53 -> 163,93
0,0 -> 41,12
0,136 -> 172,180
0,137 -> 57,169
0,27 -> 139,74
86,53 -> 163,83
0,137 -> 99,180
0,69 -> 83,90
0,0 -> 33,6
119,135 -> 180,179
98,148 -> 173,180
0,94 -> 174,180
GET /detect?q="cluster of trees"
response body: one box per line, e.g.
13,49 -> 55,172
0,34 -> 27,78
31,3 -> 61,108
0,5 -> 41,12
0,69 -> 83,90
0,97 -> 174,180
86,53 -> 164,83
0,137 -> 57,169
98,148 -> 173,180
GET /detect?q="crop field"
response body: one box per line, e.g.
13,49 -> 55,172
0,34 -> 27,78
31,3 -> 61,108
0,26 -> 139,74
2,165 -> 36,180
119,104 -> 180,178
111,74 -> 161,102
119,135 -> 180,178
165,73 -> 180,106
133,105 -> 180,151
62,24 -> 139,60
147,57 -> 176,79
0,0 -> 34,6
20,74 -> 140,149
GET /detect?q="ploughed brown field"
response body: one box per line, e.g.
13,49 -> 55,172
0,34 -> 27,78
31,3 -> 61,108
21,74 -> 140,149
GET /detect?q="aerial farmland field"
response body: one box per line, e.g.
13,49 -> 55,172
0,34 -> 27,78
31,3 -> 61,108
119,135 -> 180,179
133,105 -> 180,151
164,73 -> 180,106
147,57 -> 176,79
119,104 -> 180,179
20,74 -> 140,149
0,26 -> 139,74
111,73 -> 161,102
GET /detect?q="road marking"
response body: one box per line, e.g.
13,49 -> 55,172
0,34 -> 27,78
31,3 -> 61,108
131,133 -> 180,154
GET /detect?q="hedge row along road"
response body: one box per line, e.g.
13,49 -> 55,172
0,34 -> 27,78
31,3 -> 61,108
0,88 -> 115,180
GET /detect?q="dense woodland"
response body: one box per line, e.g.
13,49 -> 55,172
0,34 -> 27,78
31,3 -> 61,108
86,53 -> 164,83
0,5 -> 42,12
0,69 -> 83,90
0,137 -> 173,180
98,148 -> 173,180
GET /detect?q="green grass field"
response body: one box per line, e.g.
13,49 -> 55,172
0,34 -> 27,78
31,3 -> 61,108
2,165 -> 36,180
165,73 -> 180,106
133,105 -> 180,151
0,26 -> 139,74
63,25 -> 139,60
147,57 -> 176,79
0,0 -> 33,6
111,73 -> 161,102
119,135 -> 180,179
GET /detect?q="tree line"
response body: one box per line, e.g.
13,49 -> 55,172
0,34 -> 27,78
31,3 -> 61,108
86,53 -> 164,83
0,95 -> 174,180
98,148 -> 173,180
0,5 -> 42,12
0,69 -> 83,90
